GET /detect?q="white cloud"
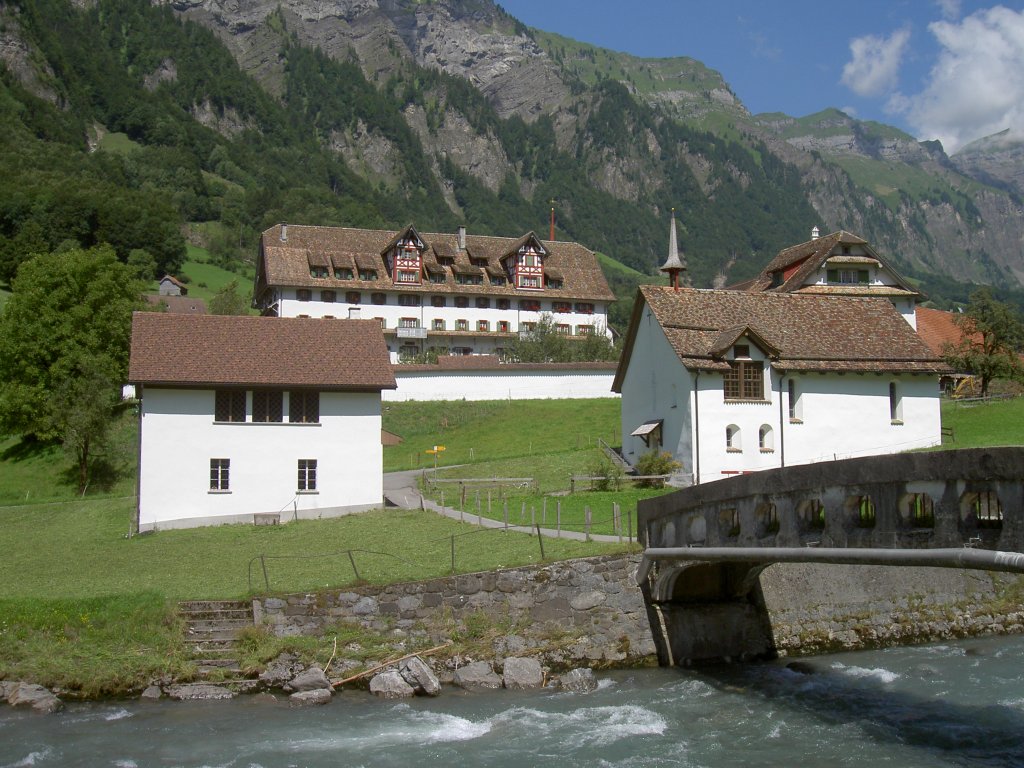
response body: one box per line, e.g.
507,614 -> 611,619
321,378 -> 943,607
934,0 -> 962,20
841,28 -> 911,97
895,7 -> 1024,153
840,105 -> 859,118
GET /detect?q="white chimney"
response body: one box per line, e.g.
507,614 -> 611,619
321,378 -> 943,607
348,307 -> 361,319
457,225 -> 466,251
810,226 -> 820,240
280,223 -> 288,242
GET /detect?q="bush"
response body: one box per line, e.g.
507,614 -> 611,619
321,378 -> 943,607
635,450 -> 681,488
589,457 -> 624,491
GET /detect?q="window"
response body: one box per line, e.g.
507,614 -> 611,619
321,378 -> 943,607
497,321 -> 510,333
398,294 -> 421,306
575,302 -> 594,314
379,318 -> 387,329
431,295 -> 446,307
889,382 -> 903,423
297,459 -> 317,492
553,301 -> 571,313
491,275 -> 507,286
215,390 -> 246,422
433,318 -> 446,331
359,269 -> 377,280
334,268 -> 353,280
296,289 -> 312,302
320,290 -> 336,303
456,319 -> 468,331
252,390 -> 283,423
476,297 -> 490,309
546,277 -> 564,289
788,379 -> 801,422
555,323 -> 571,335
496,298 -> 510,310
477,320 -> 490,332
520,321 -> 536,332
429,272 -> 446,284
399,317 -> 420,328
517,274 -> 541,289
371,293 -> 387,305
726,424 -> 741,452
758,424 -> 774,452
289,391 -> 319,424
396,270 -> 419,284
456,273 -> 483,286
576,325 -> 593,336
210,459 -> 230,491
309,265 -> 328,278
345,291 -> 361,304
519,299 -> 541,312
827,269 -> 869,284
455,296 -> 469,308
724,361 -> 764,401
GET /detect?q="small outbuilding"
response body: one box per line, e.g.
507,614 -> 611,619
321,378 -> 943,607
129,313 -> 396,531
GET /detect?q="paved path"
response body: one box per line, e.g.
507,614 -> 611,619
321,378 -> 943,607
384,470 -> 630,545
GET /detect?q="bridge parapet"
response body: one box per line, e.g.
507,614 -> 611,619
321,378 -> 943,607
639,447 -> 1024,555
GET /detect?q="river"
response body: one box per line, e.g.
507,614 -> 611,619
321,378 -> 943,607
3,635 -> 1023,767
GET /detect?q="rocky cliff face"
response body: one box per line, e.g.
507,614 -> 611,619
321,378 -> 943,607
163,0 -> 1022,289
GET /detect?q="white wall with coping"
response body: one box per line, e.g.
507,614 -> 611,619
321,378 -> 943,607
385,367 -> 618,402
137,388 -> 383,531
619,305 -> 942,485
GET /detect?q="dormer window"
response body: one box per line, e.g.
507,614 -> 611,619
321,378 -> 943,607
334,268 -> 353,280
359,269 -> 377,281
392,234 -> 423,285
513,243 -> 544,290
309,265 -> 328,278
827,269 -> 869,285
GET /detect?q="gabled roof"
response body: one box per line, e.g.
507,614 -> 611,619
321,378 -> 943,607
143,294 -> 207,315
739,230 -> 919,298
256,224 -> 613,302
708,324 -> 779,358
612,286 -> 948,390
129,313 -> 396,390
915,306 -> 981,356
498,231 -> 547,263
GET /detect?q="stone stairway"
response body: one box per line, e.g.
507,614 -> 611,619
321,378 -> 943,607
178,600 -> 254,680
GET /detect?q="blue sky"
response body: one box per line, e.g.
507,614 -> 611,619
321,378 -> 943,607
498,0 -> 1024,153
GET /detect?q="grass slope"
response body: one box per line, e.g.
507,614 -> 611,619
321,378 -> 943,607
940,397 -> 1024,448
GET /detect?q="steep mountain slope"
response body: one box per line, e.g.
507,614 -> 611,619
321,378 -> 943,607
1,0 -> 1022,315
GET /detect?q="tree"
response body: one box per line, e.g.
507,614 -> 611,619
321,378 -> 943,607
506,313 -> 618,363
943,288 -> 1024,396
209,279 -> 251,315
0,246 -> 143,490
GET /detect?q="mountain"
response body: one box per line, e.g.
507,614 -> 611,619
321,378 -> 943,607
1,0 -> 1022,317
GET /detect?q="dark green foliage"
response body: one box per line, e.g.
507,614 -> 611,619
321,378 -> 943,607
634,450 -> 681,487
208,280 -> 251,316
506,313 -> 617,362
943,288 -> 1024,396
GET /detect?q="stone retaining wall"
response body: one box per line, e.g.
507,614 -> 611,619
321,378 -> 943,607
253,556 -> 1024,666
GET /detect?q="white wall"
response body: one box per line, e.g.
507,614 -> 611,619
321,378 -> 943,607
385,368 -> 618,402
137,388 -> 383,531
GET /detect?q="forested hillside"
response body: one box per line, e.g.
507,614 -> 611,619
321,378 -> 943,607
1,0 -> 1022,319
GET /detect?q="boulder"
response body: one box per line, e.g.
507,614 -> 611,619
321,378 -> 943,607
140,685 -> 163,701
289,688 -> 333,707
502,657 -> 543,690
165,684 -> 236,701
369,669 -> 415,699
7,683 -> 63,713
452,661 -> 501,691
560,668 -> 598,694
289,666 -> 332,692
260,653 -> 301,689
399,656 -> 441,696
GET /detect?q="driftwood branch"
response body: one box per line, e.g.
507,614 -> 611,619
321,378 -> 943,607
331,642 -> 452,688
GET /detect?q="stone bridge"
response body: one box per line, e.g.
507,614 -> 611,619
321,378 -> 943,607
635,447 -> 1024,665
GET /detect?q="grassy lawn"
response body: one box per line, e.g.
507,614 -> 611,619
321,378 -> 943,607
939,397 -> 1024,448
145,244 -> 254,305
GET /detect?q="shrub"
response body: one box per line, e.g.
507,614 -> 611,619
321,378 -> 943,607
589,457 -> 624,491
635,450 -> 681,488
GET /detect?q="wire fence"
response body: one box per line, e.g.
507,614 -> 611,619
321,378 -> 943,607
244,507 -> 635,594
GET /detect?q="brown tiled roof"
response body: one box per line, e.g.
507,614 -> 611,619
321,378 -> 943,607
915,306 -> 980,356
257,224 -> 614,302
737,230 -> 919,298
143,295 -> 207,315
129,313 -> 396,390
613,286 -> 949,390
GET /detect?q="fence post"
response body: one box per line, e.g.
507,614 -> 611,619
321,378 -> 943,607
460,484 -> 466,522
450,535 -> 456,574
520,501 -> 526,524
627,507 -> 633,545
542,498 -> 547,526
570,476 -> 575,494
259,554 -> 270,591
488,488 -> 492,516
346,550 -> 360,582
531,505 -> 535,530
557,501 -> 561,537
614,503 -> 622,544
535,523 -> 545,560
585,506 -> 591,542
503,500 -> 509,532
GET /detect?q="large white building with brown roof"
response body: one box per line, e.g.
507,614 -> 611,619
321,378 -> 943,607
613,285 -> 948,485
735,228 -> 921,329
254,223 -> 616,362
129,313 -> 396,531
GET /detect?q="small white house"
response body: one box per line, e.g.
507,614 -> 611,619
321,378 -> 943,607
613,285 -> 948,486
129,313 -> 396,531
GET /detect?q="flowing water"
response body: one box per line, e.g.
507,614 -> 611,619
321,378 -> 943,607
3,635 -> 1024,767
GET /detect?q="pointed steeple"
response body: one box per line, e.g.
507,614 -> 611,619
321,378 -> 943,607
660,208 -> 687,291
